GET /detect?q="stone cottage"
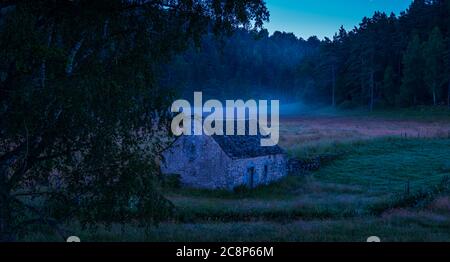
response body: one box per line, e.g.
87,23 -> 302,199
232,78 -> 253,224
160,133 -> 287,190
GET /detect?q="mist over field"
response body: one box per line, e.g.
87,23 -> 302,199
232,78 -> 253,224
1,0 -> 450,244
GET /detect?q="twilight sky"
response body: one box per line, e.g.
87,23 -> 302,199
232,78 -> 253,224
265,0 -> 413,39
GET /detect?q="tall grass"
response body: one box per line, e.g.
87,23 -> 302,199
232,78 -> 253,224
18,137 -> 450,242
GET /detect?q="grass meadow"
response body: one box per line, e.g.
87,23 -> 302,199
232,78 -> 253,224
21,108 -> 450,242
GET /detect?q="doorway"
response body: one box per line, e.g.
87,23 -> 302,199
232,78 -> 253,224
247,167 -> 255,188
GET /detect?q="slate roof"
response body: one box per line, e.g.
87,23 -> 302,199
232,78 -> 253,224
170,115 -> 285,159
212,134 -> 285,159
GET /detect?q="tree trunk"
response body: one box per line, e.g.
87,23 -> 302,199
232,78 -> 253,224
0,173 -> 13,241
0,143 -> 29,242
369,69 -> 375,112
447,80 -> 450,108
360,57 -> 365,105
433,82 -> 437,106
66,36 -> 85,76
0,199 -> 13,241
40,23 -> 54,89
331,64 -> 336,107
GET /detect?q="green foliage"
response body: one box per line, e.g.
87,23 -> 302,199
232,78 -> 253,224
0,0 -> 269,241
160,0 -> 449,109
162,174 -> 182,189
400,34 -> 424,106
14,137 -> 450,241
366,106 -> 450,121
163,29 -> 320,101
381,66 -> 397,106
423,27 -> 446,105
294,0 -> 450,109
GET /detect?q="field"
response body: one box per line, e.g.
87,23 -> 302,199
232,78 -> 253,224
279,108 -> 450,150
23,108 -> 450,242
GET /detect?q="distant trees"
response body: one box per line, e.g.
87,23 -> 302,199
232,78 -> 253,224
163,29 -> 320,101
159,0 -> 449,110
447,37 -> 450,107
295,0 -> 450,109
321,27 -> 346,107
446,0 -> 450,107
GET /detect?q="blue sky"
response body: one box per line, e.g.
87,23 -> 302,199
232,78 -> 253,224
265,0 -> 413,39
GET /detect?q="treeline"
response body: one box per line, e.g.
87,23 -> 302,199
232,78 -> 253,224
305,0 -> 450,109
161,29 -> 320,101
164,0 -> 450,109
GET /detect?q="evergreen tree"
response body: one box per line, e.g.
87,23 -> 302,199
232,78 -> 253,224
399,35 -> 424,106
162,0 -> 450,109
423,27 -> 446,105
293,0 -> 449,108
382,66 -> 397,106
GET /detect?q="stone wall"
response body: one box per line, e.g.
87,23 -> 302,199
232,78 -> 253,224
161,135 -> 232,189
161,136 -> 288,190
288,157 -> 320,174
227,154 -> 287,190
288,154 -> 340,175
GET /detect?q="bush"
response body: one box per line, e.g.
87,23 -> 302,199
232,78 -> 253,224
163,174 -> 182,189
